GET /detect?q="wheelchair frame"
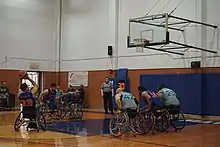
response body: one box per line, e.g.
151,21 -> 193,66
14,105 -> 46,132
109,110 -> 146,137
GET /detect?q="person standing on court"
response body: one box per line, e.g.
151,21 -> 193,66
101,77 -> 114,114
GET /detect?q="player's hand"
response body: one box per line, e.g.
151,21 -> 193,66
22,74 -> 29,79
116,109 -> 121,114
146,108 -> 150,112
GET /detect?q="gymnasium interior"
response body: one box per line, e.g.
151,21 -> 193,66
0,0 -> 220,147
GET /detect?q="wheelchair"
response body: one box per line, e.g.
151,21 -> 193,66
151,105 -> 185,133
40,98 -> 62,121
59,98 -> 83,120
138,107 -> 155,134
14,100 -> 46,132
109,109 -> 146,137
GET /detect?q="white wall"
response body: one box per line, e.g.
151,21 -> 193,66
60,0 -> 117,71
0,0 -> 58,71
1,0 -> 219,71
61,0 -> 220,71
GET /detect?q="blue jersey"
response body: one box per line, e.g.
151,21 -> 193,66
121,92 -> 137,110
145,90 -> 164,107
19,91 -> 35,107
44,89 -> 56,102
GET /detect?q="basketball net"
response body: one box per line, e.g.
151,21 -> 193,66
133,38 -> 149,52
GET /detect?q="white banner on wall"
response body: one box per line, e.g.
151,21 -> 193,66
68,71 -> 88,86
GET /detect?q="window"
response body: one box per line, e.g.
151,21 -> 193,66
22,72 -> 39,88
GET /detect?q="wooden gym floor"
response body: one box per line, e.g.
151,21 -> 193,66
0,111 -> 219,147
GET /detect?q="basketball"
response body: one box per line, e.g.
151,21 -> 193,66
19,70 -> 27,79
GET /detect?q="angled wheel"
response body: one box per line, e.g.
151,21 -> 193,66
154,111 -> 169,133
109,112 -> 129,137
140,111 -> 155,134
131,113 -> 147,135
14,112 -> 23,132
170,111 -> 185,131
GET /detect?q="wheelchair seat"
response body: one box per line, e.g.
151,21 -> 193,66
165,105 -> 180,114
22,106 -> 37,120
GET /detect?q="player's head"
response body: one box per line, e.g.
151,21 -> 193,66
137,86 -> 146,92
157,83 -> 166,91
20,83 -> 29,92
116,88 -> 124,94
50,83 -> 57,90
1,81 -> 6,85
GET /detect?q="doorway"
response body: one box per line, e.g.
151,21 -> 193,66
21,71 -> 41,92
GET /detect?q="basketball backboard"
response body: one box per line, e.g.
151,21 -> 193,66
128,13 -> 169,48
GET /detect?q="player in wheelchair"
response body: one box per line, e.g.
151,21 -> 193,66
0,81 -> 9,109
59,89 -> 83,119
109,88 -> 146,137
39,83 -> 61,120
14,73 -> 46,132
156,84 -> 185,131
138,86 -> 170,133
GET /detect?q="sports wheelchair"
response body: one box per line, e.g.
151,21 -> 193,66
109,109 -> 146,137
139,105 -> 186,134
40,97 -> 63,121
14,100 -> 46,132
59,98 -> 83,120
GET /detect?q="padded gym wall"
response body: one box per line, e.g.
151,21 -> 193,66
140,73 -> 220,116
0,0 -> 58,71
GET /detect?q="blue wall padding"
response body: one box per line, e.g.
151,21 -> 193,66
115,68 -> 128,79
201,73 -> 220,115
139,73 -> 220,116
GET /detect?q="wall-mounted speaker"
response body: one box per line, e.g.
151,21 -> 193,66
108,46 -> 113,56
191,61 -> 201,69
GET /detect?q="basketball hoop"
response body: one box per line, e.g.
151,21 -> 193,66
133,38 -> 150,52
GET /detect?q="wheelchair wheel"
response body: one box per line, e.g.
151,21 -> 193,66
109,112 -> 129,137
131,113 -> 147,135
170,111 -> 185,131
70,103 -> 83,119
154,110 -> 169,132
14,112 -> 23,132
39,112 -> 47,131
140,111 -> 155,134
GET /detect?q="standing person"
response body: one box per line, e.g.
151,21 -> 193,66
101,77 -> 114,114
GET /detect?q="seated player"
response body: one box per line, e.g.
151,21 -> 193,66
56,85 -> 63,98
39,83 -> 57,112
115,88 -> 139,118
138,86 -> 164,112
18,73 -> 39,129
156,84 -> 180,109
0,81 -> 9,107
60,90 -> 80,106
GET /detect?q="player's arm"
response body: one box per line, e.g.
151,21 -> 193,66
115,94 -> 122,110
28,77 -> 39,95
142,91 -> 151,111
132,96 -> 140,112
39,89 -> 49,100
156,90 -> 163,98
100,83 -> 104,96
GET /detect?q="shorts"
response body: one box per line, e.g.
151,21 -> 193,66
124,108 -> 137,119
